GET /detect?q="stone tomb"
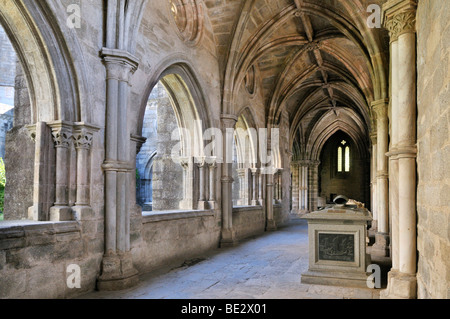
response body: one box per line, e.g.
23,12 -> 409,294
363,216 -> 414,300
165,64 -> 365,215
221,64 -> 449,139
301,196 -> 372,288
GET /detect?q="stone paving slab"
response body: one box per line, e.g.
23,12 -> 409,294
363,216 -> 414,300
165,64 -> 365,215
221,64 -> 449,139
80,218 -> 382,299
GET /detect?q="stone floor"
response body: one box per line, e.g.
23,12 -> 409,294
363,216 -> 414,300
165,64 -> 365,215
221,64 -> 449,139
80,217 -> 384,299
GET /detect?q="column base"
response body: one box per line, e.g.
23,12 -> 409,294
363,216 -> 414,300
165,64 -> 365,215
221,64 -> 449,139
72,205 -> 93,221
197,201 -> 208,210
266,219 -> 277,231
381,270 -> 417,299
220,228 -> 237,248
371,232 -> 390,257
97,252 -> 139,291
49,206 -> 74,221
208,201 -> 216,209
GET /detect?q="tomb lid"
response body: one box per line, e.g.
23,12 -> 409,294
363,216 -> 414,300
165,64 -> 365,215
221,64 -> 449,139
303,196 -> 372,222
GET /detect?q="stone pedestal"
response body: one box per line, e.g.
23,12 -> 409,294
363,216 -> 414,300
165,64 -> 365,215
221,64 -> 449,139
301,200 -> 372,288
96,252 -> 139,291
220,228 -> 237,248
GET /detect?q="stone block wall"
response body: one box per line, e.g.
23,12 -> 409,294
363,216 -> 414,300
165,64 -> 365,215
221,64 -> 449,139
232,206 -> 265,241
0,221 -> 103,298
416,0 -> 450,299
132,211 -> 221,274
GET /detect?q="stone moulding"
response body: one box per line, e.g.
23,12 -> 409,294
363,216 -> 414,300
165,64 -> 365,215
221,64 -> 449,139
142,209 -> 215,224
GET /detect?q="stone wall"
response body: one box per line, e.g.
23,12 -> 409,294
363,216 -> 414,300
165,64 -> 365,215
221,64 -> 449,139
0,221 -> 102,298
233,206 -> 265,241
416,0 -> 450,299
132,211 -> 221,273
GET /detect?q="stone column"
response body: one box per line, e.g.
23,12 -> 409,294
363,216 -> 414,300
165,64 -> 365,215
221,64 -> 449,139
265,166 -> 277,231
208,158 -> 217,209
387,38 -> 400,272
236,167 -> 247,206
197,157 -> 207,210
382,0 -> 418,299
258,170 -> 264,205
308,160 -> 320,211
72,123 -> 100,220
372,99 -> 390,257
370,132 -> 378,232
251,167 -> 259,206
299,161 -> 309,212
48,121 -> 73,221
220,114 -> 237,247
98,48 -> 139,291
291,162 -> 299,213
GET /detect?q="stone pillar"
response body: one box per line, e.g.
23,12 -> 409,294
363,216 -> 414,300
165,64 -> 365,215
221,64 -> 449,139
71,123 -> 100,220
308,160 -> 320,212
382,0 -> 418,299
370,132 -> 378,232
251,167 -> 259,206
208,158 -> 217,209
97,48 -> 139,291
48,121 -> 73,221
258,170 -> 264,205
265,167 -> 277,231
299,161 -> 309,212
371,99 -> 390,257
236,167 -> 247,206
197,157 -> 207,210
220,114 -> 238,247
387,38 -> 400,272
291,162 -> 299,213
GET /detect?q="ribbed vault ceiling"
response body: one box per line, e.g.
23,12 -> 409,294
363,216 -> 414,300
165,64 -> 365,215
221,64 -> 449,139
204,0 -> 389,160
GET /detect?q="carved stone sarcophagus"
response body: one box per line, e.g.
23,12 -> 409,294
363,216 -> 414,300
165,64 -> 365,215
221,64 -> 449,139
301,196 -> 373,288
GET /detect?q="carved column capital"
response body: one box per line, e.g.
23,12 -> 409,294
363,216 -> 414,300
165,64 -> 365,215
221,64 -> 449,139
371,99 -> 389,119
383,0 -> 417,42
48,121 -> 73,148
130,134 -> 147,155
220,114 -> 238,129
101,48 -> 139,83
73,123 -> 101,150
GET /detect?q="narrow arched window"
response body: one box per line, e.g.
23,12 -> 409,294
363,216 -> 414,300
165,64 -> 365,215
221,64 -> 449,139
344,146 -> 350,172
337,140 -> 350,173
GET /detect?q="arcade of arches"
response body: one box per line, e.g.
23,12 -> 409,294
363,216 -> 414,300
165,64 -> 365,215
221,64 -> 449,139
0,0 -> 448,299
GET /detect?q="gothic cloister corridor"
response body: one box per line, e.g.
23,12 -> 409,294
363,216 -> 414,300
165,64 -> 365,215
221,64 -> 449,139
0,0 -> 448,301
80,217 -> 383,299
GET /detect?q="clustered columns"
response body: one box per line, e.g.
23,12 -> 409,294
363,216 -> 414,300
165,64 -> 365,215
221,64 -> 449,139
26,122 -> 99,222
382,0 -> 418,299
197,156 -> 218,210
220,114 -> 238,247
371,99 -> 390,257
98,48 -> 140,291
291,161 -> 310,215
274,169 -> 283,203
